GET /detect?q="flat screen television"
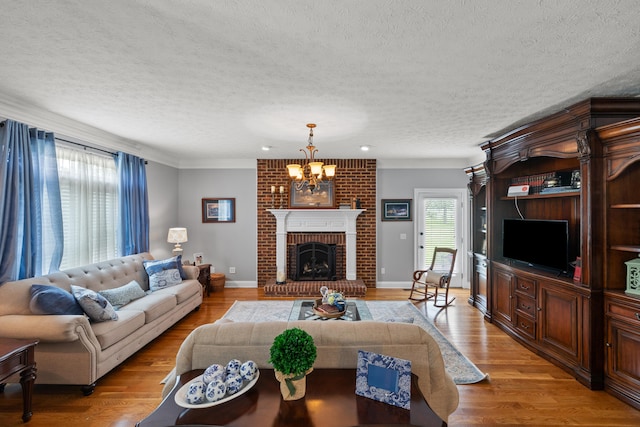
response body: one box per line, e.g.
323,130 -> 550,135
502,219 -> 569,274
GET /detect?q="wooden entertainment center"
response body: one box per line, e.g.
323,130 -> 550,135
466,98 -> 640,408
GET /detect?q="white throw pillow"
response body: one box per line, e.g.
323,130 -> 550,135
98,280 -> 146,310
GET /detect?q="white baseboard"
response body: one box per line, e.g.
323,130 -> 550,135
223,280 -> 258,288
376,281 -> 468,290
376,281 -> 413,289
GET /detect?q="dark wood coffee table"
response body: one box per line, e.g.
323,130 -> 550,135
137,368 -> 446,427
0,338 -> 38,422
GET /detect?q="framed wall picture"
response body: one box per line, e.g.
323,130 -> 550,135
202,198 -> 236,223
289,181 -> 335,208
382,199 -> 412,221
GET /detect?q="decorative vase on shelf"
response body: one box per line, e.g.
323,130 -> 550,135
625,255 -> 640,296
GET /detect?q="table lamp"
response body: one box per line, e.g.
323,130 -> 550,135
167,227 -> 188,256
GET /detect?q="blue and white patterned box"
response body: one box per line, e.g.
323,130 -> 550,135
355,350 -> 412,409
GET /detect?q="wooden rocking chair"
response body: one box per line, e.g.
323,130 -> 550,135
409,247 -> 457,307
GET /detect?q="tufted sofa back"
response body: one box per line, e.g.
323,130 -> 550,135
0,252 -> 154,316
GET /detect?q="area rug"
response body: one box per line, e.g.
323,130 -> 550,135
221,300 -> 488,385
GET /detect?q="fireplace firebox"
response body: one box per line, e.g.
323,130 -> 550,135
293,242 -> 337,281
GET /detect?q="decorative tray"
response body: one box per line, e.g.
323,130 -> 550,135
174,370 -> 260,409
312,299 -> 346,319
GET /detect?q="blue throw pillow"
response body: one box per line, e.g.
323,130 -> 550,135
176,254 -> 188,280
144,256 -> 183,291
29,284 -> 85,315
98,280 -> 146,310
70,285 -> 118,322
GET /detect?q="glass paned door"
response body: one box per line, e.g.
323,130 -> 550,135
415,189 -> 466,287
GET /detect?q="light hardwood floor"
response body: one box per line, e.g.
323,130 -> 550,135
1,287 -> 640,426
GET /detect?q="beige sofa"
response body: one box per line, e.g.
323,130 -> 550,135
0,252 -> 202,394
162,320 -> 459,422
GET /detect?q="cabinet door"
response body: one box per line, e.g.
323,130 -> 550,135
493,268 -> 514,326
538,284 -> 579,361
472,256 -> 488,313
606,318 -> 640,396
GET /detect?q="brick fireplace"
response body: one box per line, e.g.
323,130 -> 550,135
268,209 -> 365,281
256,159 -> 376,287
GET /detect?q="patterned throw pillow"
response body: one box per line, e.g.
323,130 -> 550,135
98,280 -> 146,310
144,256 -> 183,291
29,284 -> 85,315
70,285 -> 118,322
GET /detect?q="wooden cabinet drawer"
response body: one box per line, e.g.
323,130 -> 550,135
515,276 -> 537,298
515,313 -> 536,340
515,294 -> 536,318
606,298 -> 640,325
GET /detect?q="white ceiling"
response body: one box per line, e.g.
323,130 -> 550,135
1,0 -> 639,169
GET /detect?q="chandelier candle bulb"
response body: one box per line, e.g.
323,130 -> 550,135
279,185 -> 284,194
271,185 -> 275,194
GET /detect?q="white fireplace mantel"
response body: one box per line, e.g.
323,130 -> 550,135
267,209 -> 365,280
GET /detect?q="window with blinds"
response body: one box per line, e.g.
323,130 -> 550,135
423,197 -> 457,270
54,145 -> 119,270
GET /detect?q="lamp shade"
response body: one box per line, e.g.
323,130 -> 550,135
167,227 -> 188,244
309,162 -> 324,176
323,164 -> 336,178
287,164 -> 302,179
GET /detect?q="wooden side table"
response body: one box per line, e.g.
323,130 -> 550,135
0,339 -> 38,422
195,263 -> 211,296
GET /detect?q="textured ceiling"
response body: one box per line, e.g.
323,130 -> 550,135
1,0 -> 639,168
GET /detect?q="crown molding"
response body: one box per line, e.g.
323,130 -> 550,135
0,95 -> 178,167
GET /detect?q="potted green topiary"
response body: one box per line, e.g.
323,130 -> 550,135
268,327 -> 317,400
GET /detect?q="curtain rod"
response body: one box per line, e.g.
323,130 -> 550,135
1,125 -> 148,164
55,137 -> 116,156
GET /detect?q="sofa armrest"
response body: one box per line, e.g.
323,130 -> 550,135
0,314 -> 98,344
181,265 -> 199,280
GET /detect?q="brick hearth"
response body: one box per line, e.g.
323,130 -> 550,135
263,279 -> 367,297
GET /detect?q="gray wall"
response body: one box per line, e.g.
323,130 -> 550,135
377,168 -> 469,285
176,168 -> 257,286
146,164 -> 469,288
146,161 -> 179,260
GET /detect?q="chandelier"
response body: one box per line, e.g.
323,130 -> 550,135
286,123 -> 336,191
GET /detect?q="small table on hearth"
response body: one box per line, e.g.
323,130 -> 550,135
0,338 -> 38,422
136,368 -> 446,427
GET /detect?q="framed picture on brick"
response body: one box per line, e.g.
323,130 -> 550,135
289,181 -> 335,208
